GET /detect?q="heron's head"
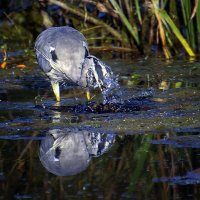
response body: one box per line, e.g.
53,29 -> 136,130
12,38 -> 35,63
80,56 -> 120,103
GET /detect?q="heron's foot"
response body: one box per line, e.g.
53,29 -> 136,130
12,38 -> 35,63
52,101 -> 61,106
51,81 -> 60,102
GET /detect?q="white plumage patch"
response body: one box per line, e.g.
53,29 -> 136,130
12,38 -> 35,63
50,46 -> 55,52
82,41 -> 87,48
101,64 -> 109,77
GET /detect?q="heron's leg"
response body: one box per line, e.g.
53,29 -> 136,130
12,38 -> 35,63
86,89 -> 91,101
51,81 -> 60,102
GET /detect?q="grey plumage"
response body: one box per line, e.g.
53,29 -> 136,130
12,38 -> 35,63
39,128 -> 115,176
35,26 -> 116,101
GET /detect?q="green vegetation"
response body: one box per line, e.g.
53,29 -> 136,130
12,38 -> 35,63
0,0 -> 200,58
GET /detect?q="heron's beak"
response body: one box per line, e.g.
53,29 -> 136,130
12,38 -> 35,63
51,81 -> 60,102
82,55 -> 116,92
86,89 -> 91,101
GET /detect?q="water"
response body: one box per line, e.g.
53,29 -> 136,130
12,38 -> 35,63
0,49 -> 200,199
39,128 -> 115,176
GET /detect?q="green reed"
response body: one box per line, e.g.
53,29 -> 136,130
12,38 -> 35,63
1,0 -> 200,58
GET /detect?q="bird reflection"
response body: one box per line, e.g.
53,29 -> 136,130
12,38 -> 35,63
39,128 -> 115,176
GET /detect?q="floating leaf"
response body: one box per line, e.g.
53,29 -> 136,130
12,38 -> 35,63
0,61 -> 7,69
16,64 -> 27,68
0,49 -> 7,69
131,74 -> 141,79
159,80 -> 169,90
175,82 -> 183,88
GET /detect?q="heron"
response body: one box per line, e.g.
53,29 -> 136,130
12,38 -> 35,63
35,26 -> 116,102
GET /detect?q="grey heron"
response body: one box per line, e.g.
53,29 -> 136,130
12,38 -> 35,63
35,26 -> 116,102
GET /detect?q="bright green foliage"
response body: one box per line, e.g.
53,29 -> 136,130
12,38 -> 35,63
109,0 -> 140,45
108,0 -> 198,57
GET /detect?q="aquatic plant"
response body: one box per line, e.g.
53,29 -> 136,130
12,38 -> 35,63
0,0 -> 200,58
47,0 -> 199,58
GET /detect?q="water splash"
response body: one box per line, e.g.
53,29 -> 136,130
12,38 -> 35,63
101,75 -> 123,104
87,56 -> 123,104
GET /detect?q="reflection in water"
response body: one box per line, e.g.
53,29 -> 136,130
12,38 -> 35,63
39,128 -> 115,176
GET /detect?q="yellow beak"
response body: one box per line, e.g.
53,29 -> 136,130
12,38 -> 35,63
86,89 -> 91,101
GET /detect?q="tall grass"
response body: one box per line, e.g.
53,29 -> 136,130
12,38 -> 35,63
2,0 -> 199,58
113,0 -> 198,57
109,0 -> 140,46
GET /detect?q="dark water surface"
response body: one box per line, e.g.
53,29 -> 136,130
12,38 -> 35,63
0,50 -> 200,199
